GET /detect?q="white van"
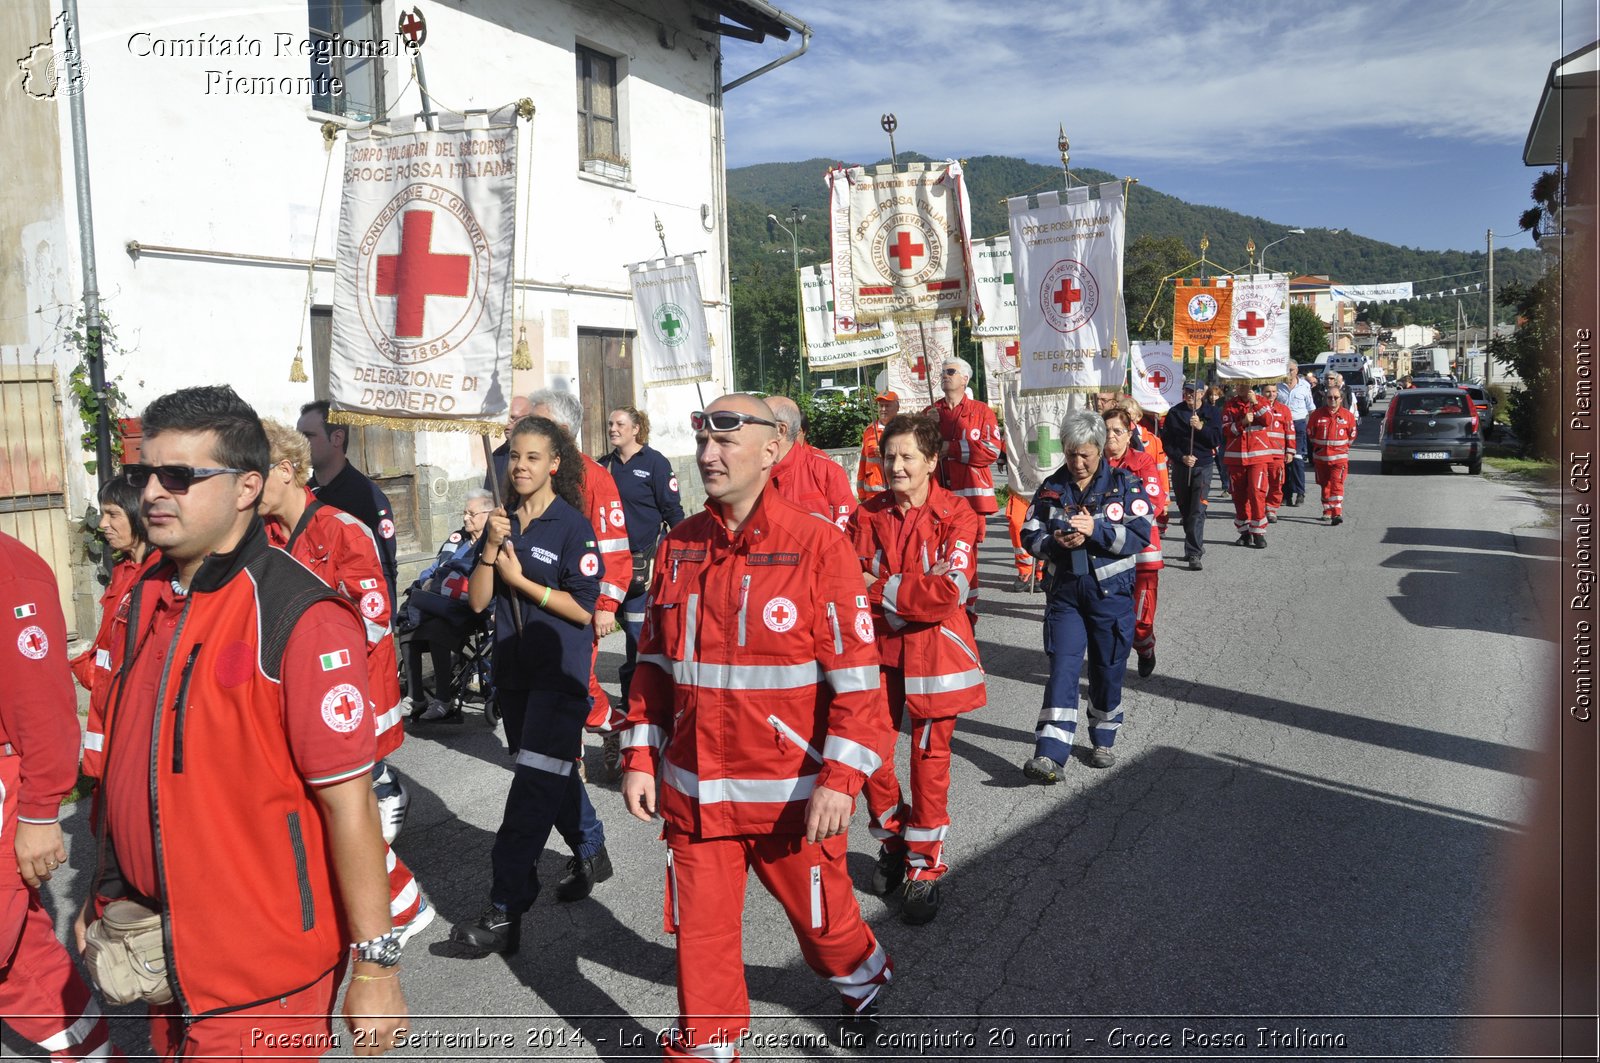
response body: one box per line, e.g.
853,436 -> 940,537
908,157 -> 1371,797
1324,353 -> 1373,416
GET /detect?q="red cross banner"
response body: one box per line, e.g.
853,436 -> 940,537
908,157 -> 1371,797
882,316 -> 954,411
1172,278 -> 1234,365
844,161 -> 978,324
801,265 -> 900,370
971,236 -> 1019,339
1007,181 -> 1129,394
825,166 -> 882,340
980,337 -> 1021,384
627,255 -> 713,386
1220,273 -> 1290,383
329,105 -> 518,433
1131,341 -> 1183,415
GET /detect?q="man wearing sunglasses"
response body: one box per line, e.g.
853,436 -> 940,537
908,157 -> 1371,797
933,358 -> 1001,616
88,386 -> 408,1057
621,393 -> 894,1054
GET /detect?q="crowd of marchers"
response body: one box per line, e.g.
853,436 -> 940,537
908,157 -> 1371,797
0,359 -> 1362,1060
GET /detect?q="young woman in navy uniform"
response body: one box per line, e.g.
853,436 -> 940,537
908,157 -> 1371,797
451,415 -> 603,954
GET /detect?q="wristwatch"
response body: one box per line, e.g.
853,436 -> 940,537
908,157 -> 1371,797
351,931 -> 402,968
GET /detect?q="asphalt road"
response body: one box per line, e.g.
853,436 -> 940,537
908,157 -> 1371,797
19,400 -> 1559,1061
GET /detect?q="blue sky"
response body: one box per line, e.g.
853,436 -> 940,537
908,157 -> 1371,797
720,0 -> 1595,255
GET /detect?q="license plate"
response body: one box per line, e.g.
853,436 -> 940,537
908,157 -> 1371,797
1412,451 -> 1448,460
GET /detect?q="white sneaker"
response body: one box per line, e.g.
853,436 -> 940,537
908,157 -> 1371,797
372,763 -> 410,845
395,894 -> 435,948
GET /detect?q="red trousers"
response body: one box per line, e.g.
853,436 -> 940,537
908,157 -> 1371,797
864,669 -> 956,881
585,634 -> 625,733
1265,461 -> 1286,515
149,962 -> 343,1060
1004,493 -> 1042,581
386,844 -> 422,929
1226,463 -> 1269,536
1315,460 -> 1350,517
1132,568 -> 1159,657
661,827 -> 891,1060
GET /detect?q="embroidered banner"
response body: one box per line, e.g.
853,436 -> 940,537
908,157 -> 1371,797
801,265 -> 900,370
846,161 -> 977,323
825,166 -> 880,339
883,317 -> 954,410
1172,278 -> 1234,364
1007,181 -> 1129,394
1130,341 -> 1183,414
628,255 -> 713,386
999,380 -> 1092,493
1218,273 -> 1290,382
329,106 -> 518,433
1329,281 -> 1414,303
971,236 -> 1019,338
980,337 -> 1022,383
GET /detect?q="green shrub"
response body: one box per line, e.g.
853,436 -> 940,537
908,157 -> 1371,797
797,390 -> 879,450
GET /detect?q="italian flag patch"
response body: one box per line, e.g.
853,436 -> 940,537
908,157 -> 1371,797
319,649 -> 351,671
13,604 -> 36,618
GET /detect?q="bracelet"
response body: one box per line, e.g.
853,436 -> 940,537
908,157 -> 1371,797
538,585 -> 552,609
352,972 -> 398,982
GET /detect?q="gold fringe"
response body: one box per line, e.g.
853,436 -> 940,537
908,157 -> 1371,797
328,410 -> 501,435
288,350 -> 308,383
512,328 -> 532,370
1020,385 -> 1107,396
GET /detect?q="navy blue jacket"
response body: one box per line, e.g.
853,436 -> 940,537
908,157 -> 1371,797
1160,401 -> 1224,470
1022,461 -> 1152,598
310,462 -> 398,602
598,445 -> 685,555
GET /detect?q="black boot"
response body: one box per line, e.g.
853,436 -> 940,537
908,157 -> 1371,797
450,904 -> 520,955
556,847 -> 614,902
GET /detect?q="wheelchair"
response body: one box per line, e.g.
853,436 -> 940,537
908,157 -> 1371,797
397,587 -> 496,724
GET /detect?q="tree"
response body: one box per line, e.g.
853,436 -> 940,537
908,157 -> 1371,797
1123,234 -> 1194,339
1487,169 -> 1563,458
1288,303 -> 1326,362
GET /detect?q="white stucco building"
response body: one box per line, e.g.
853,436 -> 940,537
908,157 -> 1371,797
2,0 -> 805,629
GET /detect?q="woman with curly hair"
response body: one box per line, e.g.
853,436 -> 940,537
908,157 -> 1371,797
452,416 -> 604,955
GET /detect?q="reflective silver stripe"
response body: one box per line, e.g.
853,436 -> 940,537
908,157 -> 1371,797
95,647 -> 111,670
598,536 -> 630,552
810,865 -> 823,929
881,573 -> 904,617
637,652 -> 674,675
663,659 -> 825,690
37,997 -> 102,1052
873,548 -> 887,576
624,723 -> 665,751
599,581 -> 628,601
363,618 -> 387,644
737,575 -> 750,647
823,734 -> 883,774
832,941 -> 890,991
1037,720 -> 1073,741
516,749 -> 575,776
83,731 -> 104,752
663,760 -> 818,805
1099,555 -> 1137,578
948,570 -> 971,599
826,665 -> 881,693
827,602 -> 843,656
918,720 -> 932,750
1037,704 -> 1076,722
622,610 -> 646,623
1136,548 -> 1162,564
768,714 -> 824,762
884,610 -> 908,632
1107,522 -> 1126,553
938,625 -> 978,664
953,486 -> 996,498
372,701 -> 404,736
904,824 -> 948,842
904,668 -> 984,695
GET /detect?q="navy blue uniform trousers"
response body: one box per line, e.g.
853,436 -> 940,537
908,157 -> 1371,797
1033,570 -> 1135,765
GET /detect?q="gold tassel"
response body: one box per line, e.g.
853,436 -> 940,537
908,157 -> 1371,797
289,349 -> 308,383
512,326 -> 532,370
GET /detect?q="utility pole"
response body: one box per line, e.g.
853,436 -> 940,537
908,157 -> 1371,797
1485,228 -> 1495,386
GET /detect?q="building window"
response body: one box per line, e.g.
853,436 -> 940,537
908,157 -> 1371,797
310,0 -> 386,121
577,44 -> 625,175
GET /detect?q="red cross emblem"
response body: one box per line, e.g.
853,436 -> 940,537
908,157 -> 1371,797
321,683 -> 365,733
1003,340 -> 1020,366
332,691 -> 359,721
1148,369 -> 1168,390
1053,279 -> 1083,315
18,626 -> 48,659
1237,310 -> 1266,337
911,355 -> 928,381
762,597 -> 797,633
398,7 -> 427,49
374,210 -> 471,338
888,231 -> 925,272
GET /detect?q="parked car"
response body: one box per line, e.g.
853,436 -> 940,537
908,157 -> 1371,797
811,385 -> 862,404
1380,388 -> 1483,475
1458,384 -> 1498,439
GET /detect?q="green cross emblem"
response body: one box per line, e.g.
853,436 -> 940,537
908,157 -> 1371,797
1003,271 -> 1014,285
654,302 -> 688,347
1028,423 -> 1063,467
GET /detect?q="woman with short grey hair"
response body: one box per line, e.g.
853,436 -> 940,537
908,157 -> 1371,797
1018,405 -> 1152,780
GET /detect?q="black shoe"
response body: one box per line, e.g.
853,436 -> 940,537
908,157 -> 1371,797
1266,513 -> 1279,524
900,878 -> 943,925
1251,534 -> 1267,549
1137,652 -> 1155,678
1033,577 -> 1047,593
1190,557 -> 1203,571
1008,577 -> 1031,593
870,847 -> 905,896
1088,746 -> 1117,769
834,998 -> 883,1050
450,904 -> 520,955
555,847 -> 613,902
1236,534 -> 1251,547
1331,515 -> 1344,526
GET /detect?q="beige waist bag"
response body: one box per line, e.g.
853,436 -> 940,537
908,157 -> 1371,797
84,900 -> 174,1006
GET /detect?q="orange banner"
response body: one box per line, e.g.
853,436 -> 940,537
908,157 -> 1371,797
1172,279 -> 1233,363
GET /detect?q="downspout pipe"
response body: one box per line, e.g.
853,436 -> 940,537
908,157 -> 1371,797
721,9 -> 811,93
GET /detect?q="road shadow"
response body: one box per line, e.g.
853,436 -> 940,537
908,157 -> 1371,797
1382,527 -> 1559,557
1377,548 -> 1557,638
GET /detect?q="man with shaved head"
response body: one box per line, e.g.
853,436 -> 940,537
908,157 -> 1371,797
621,393 -> 894,1053
766,394 -> 856,530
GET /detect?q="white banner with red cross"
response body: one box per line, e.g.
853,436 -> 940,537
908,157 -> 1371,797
801,265 -> 900,370
1007,181 -> 1128,395
1219,273 -> 1290,383
971,236 -> 1019,339
881,317 -> 954,411
844,161 -> 978,324
825,166 -> 883,339
329,105 -> 519,432
627,255 -> 714,386
980,337 -> 1021,383
999,379 -> 1092,493
1130,341 -> 1183,415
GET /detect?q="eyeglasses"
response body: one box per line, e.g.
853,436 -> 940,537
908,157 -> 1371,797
941,368 -> 961,376
690,410 -> 777,433
123,463 -> 245,493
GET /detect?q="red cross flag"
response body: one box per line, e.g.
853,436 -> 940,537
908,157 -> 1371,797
1220,273 -> 1291,384
329,104 -> 519,433
882,317 -> 953,412
1007,181 -> 1129,394
844,160 -> 978,324
1131,341 -> 1183,415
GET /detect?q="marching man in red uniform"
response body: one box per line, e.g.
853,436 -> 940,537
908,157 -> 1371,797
1308,387 -> 1359,524
933,358 -> 1001,616
0,532 -> 124,1061
622,394 -> 894,1055
1221,381 -> 1275,548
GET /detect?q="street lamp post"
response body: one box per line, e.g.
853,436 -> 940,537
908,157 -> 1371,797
1257,228 -> 1305,272
767,206 -> 806,393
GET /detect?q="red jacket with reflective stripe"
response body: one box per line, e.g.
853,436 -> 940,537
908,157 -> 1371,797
856,421 -> 888,501
1264,400 -> 1295,461
1108,447 -> 1165,571
934,397 -> 1001,514
1308,407 -> 1358,463
621,488 -> 892,839
845,485 -> 985,719
1222,395 -> 1276,465
75,551 -> 161,778
1134,422 -> 1171,505
770,442 -> 856,530
581,452 -> 631,611
267,493 -> 404,758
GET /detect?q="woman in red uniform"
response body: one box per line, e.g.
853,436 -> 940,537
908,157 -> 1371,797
846,414 -> 985,925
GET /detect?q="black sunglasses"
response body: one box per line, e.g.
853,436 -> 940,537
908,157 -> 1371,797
690,410 -> 777,433
941,368 -> 962,376
123,463 -> 246,493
